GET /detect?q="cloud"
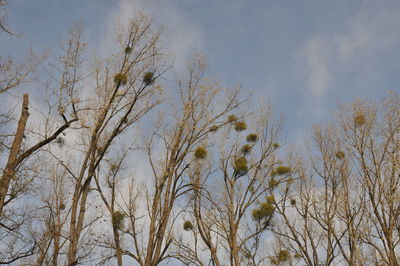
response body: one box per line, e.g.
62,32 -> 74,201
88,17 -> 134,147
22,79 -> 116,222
298,1 -> 400,112
301,38 -> 332,97
103,0 -> 205,71
336,2 -> 400,63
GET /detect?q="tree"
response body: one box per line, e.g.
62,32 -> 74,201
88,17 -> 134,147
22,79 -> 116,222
171,104 -> 286,266
35,164 -> 71,266
1,8 -> 166,264
94,56 -> 241,265
43,15 -> 167,265
0,2 -> 77,263
273,93 -> 400,265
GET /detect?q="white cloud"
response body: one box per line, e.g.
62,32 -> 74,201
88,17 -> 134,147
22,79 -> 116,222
298,2 -> 400,107
301,38 -> 331,97
335,3 -> 400,63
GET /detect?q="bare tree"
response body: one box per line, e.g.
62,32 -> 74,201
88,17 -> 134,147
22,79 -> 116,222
92,151 -> 130,266
1,12 -> 165,264
140,57 -> 240,266
93,56 -> 241,265
0,3 -> 80,264
34,164 -> 71,266
273,93 -> 400,266
340,95 -> 400,265
53,15 -> 167,265
272,141 -> 367,265
171,104 -> 286,266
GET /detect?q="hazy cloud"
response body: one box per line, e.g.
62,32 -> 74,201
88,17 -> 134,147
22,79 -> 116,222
299,1 -> 400,108
301,38 -> 332,97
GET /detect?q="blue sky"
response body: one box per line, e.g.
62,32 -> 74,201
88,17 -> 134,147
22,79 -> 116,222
3,0 -> 400,143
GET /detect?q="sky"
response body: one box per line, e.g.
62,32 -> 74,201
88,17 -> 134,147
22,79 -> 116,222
2,0 -> 400,144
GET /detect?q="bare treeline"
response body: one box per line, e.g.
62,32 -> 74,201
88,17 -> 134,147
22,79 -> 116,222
1,4 -> 399,266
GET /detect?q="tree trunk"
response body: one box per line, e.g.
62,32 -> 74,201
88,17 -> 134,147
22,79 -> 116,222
0,93 -> 29,215
113,228 -> 123,266
228,180 -> 240,266
52,223 -> 61,266
67,182 -> 91,265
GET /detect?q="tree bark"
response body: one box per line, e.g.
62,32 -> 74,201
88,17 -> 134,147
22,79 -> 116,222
0,93 -> 29,215
113,227 -> 123,266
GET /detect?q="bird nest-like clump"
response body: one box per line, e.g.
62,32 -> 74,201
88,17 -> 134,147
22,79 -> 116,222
143,71 -> 154,85
209,125 -> 219,132
234,121 -> 247,132
268,178 -> 279,188
56,137 -> 65,147
335,151 -> 345,160
183,220 -> 194,231
290,199 -> 296,206
234,156 -> 248,175
273,250 -> 290,263
114,73 -> 128,85
271,166 -> 291,176
246,133 -> 258,142
266,195 -> 275,203
125,46 -> 132,54
354,113 -> 366,126
241,144 -> 252,155
112,211 -> 125,230
252,201 -> 274,222
194,147 -> 207,159
227,114 -> 238,123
